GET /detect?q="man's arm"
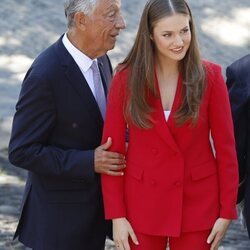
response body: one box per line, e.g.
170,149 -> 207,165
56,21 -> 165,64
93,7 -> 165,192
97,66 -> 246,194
226,64 -> 248,203
9,73 -> 125,181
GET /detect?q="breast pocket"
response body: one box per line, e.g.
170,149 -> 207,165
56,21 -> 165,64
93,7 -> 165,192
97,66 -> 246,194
41,177 -> 99,203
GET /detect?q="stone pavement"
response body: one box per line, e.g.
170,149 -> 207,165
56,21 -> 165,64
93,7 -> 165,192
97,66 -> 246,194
0,0 -> 250,249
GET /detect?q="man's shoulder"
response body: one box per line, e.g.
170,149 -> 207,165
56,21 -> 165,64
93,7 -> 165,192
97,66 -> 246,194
29,37 -> 66,78
226,54 -> 250,91
227,54 -> 250,76
34,38 -> 62,65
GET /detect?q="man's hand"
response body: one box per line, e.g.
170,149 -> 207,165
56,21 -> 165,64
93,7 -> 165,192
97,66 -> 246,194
95,137 -> 126,176
207,218 -> 231,250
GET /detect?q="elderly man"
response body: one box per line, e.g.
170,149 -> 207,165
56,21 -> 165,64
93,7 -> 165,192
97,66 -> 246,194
8,0 -> 126,249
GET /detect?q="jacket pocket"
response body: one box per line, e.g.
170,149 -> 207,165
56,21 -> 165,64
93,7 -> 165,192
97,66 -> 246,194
47,190 -> 88,203
191,160 -> 217,181
46,180 -> 101,203
41,176 -> 93,191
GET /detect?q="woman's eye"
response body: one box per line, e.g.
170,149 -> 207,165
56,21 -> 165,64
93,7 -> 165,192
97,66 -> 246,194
182,29 -> 189,34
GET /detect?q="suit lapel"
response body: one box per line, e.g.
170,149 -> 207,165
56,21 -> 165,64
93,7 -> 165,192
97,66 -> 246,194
97,59 -> 108,97
151,73 -> 183,153
55,36 -> 103,126
167,74 -> 183,127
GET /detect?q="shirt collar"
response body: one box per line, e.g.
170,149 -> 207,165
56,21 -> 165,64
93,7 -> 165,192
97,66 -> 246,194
62,33 -> 97,72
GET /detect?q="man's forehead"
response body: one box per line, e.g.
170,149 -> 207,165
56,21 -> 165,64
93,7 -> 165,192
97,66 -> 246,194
98,0 -> 121,8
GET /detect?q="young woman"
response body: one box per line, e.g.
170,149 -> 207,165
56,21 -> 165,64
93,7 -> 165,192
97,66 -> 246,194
101,0 -> 238,249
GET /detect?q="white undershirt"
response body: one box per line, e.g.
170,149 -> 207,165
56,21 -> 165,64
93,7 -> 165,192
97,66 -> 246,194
164,110 -> 171,121
62,33 -> 97,98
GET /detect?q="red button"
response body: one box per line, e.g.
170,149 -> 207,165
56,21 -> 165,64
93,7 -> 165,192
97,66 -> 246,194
150,180 -> 157,186
152,148 -> 158,154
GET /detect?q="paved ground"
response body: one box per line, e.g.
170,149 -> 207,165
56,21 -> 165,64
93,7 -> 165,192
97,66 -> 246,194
0,0 -> 250,249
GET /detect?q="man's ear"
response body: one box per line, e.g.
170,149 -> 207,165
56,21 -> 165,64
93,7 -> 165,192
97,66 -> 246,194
74,12 -> 87,30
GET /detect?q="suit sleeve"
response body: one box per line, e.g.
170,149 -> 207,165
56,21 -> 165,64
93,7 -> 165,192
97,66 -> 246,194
208,65 -> 238,219
101,71 -> 127,219
8,73 -> 95,182
226,65 -> 248,203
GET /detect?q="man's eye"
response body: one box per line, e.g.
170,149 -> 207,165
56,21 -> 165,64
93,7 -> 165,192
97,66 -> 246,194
108,12 -> 115,18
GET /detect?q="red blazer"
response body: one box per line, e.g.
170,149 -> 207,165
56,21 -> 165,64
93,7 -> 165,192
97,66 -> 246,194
101,61 -> 238,237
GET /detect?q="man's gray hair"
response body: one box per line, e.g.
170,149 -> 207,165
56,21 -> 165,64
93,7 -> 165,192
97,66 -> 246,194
64,0 -> 99,28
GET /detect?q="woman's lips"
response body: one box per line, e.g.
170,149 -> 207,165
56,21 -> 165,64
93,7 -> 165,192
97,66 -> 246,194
171,47 -> 184,54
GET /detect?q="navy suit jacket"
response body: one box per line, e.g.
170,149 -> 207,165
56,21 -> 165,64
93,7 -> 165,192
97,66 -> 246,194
226,54 -> 250,237
8,36 -> 113,249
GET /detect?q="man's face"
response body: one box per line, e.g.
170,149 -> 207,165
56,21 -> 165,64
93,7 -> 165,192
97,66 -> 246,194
84,0 -> 126,57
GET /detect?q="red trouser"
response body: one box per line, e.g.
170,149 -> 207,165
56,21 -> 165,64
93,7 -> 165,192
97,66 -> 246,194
129,230 -> 211,250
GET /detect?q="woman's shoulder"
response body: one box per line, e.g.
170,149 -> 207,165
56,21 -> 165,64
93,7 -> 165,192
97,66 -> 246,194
202,60 -> 223,87
109,66 -> 130,96
113,65 -> 131,84
115,65 -> 130,76
202,60 -> 226,96
202,60 -> 222,74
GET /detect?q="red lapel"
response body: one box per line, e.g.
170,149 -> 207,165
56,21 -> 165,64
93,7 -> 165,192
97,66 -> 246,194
149,72 -> 183,153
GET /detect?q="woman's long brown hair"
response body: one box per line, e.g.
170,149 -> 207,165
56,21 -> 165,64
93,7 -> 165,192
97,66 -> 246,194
119,0 -> 206,128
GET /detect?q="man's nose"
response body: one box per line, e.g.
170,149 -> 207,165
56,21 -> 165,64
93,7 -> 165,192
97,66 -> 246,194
116,14 -> 126,30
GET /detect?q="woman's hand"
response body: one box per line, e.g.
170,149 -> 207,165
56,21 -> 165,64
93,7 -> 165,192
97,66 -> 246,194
113,217 -> 139,250
207,218 -> 231,250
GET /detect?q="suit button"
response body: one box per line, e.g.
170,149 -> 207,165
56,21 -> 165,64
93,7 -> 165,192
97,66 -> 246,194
72,123 -> 78,128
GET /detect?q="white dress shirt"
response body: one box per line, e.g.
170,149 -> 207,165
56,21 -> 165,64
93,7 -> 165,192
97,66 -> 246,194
62,33 -> 98,98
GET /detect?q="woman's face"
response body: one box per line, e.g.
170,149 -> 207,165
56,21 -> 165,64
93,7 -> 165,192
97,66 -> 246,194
151,13 -> 191,63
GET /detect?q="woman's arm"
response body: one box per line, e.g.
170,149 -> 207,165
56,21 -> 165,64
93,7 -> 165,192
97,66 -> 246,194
207,64 -> 238,249
208,64 -> 238,219
101,71 -> 128,218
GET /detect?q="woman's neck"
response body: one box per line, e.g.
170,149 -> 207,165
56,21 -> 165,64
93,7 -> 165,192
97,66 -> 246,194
155,55 -> 179,78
